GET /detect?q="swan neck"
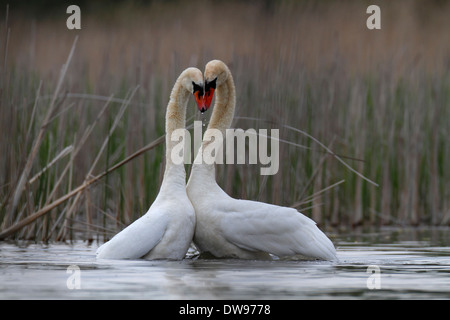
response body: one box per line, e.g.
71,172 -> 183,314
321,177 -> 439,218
190,70 -> 235,183
201,70 -> 235,163
163,76 -> 190,185
207,73 -> 236,135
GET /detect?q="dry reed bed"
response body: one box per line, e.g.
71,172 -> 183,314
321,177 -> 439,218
0,1 -> 449,241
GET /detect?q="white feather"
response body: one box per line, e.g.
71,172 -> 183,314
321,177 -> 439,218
222,199 -> 336,260
189,180 -> 336,260
96,206 -> 168,260
96,192 -> 195,260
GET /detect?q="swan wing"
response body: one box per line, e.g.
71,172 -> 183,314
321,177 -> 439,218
96,210 -> 168,260
220,199 -> 336,260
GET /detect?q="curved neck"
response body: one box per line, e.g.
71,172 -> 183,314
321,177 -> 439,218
190,71 -> 236,182
162,77 -> 190,190
207,73 -> 236,136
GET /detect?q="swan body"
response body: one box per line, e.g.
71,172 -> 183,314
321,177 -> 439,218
187,60 -> 337,260
96,177 -> 193,260
97,67 -> 204,260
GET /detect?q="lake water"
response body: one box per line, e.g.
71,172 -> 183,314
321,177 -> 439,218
1,227 -> 449,300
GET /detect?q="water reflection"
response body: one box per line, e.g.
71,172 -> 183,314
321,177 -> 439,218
1,227 -> 449,299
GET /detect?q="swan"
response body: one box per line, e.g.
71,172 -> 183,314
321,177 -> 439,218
96,67 -> 205,260
186,60 -> 337,260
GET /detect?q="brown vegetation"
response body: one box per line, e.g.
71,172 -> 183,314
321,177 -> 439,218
0,0 -> 449,240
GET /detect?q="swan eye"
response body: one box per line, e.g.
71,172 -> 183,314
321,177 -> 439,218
192,82 -> 204,96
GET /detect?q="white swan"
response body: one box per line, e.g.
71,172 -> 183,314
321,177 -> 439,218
187,60 -> 337,260
97,67 -> 205,260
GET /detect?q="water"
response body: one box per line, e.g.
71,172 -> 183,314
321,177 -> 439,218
1,227 -> 449,299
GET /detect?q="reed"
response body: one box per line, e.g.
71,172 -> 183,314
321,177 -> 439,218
0,0 -> 448,241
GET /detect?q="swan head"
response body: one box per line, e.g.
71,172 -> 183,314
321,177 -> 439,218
180,67 -> 206,112
203,60 -> 230,111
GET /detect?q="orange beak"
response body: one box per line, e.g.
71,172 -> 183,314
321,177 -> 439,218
204,87 -> 215,111
194,90 -> 207,113
203,77 -> 217,112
